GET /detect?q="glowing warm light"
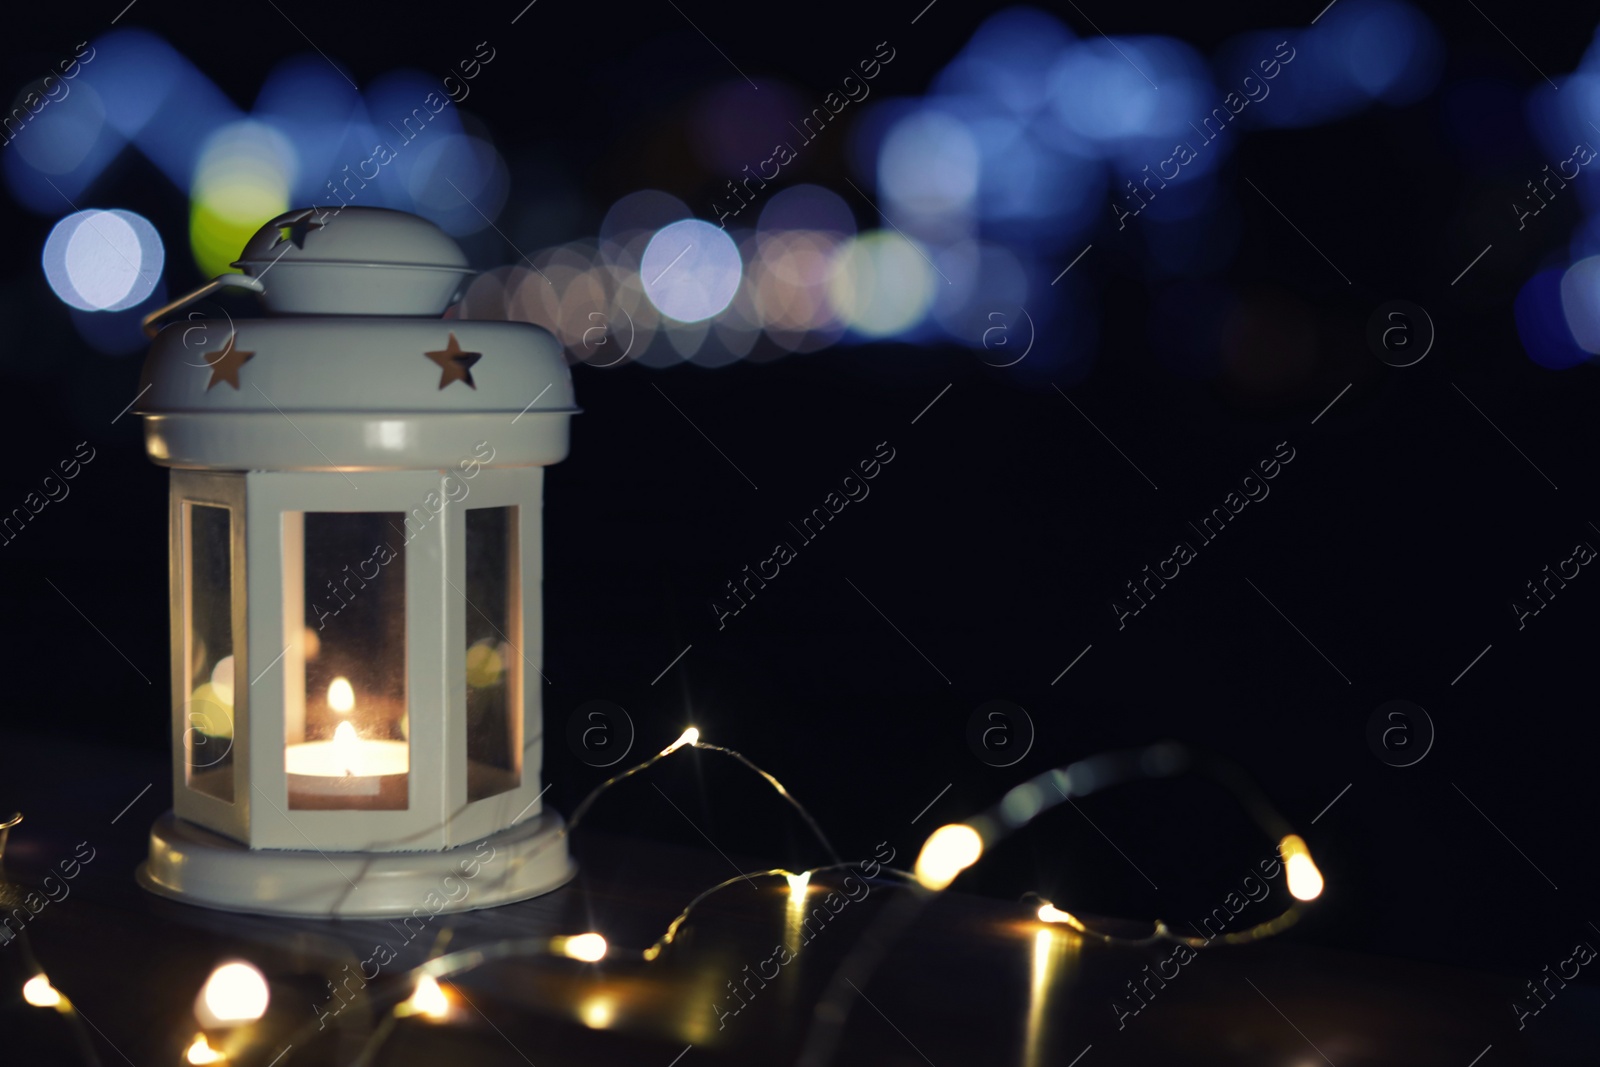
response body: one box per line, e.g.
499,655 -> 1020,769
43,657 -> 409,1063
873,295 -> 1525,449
1279,834 -> 1324,902
187,683 -> 233,740
200,961 -> 269,1024
661,727 -> 699,756
285,720 -> 408,778
785,871 -> 811,904
209,656 -> 235,706
327,677 -> 355,714
465,640 -> 506,687
22,974 -> 61,1008
556,933 -> 608,962
405,975 -> 449,1020
578,994 -> 614,1028
185,1034 -> 226,1065
1035,903 -> 1086,931
914,823 -> 983,890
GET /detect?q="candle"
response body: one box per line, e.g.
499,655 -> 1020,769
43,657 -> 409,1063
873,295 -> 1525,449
285,678 -> 410,809
285,721 -> 409,779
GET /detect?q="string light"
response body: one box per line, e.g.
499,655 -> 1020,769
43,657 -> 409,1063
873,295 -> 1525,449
660,726 -> 699,755
22,974 -> 62,1008
786,870 -> 811,904
1034,902 -> 1087,932
553,933 -> 608,962
197,961 -> 269,1026
400,974 -> 449,1020
567,725 -> 840,866
1280,834 -> 1325,902
185,1034 -> 226,1065
799,743 -> 1325,1067
913,823 -> 984,890
128,729 -> 1318,1067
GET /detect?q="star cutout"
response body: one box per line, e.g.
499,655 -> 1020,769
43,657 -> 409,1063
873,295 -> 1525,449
273,210 -> 324,249
203,333 -> 254,391
425,333 -> 482,390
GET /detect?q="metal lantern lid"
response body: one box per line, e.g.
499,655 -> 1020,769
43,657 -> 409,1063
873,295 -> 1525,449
231,207 -> 472,316
136,207 -> 577,472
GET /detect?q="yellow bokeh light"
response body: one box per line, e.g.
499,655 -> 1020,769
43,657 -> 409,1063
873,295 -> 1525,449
578,994 -> 614,1029
914,823 -> 983,890
189,120 -> 296,278
465,641 -> 505,688
209,655 -> 235,706
1279,834 -> 1324,902
22,974 -> 61,1008
327,677 -> 355,714
185,1034 -> 226,1065
827,230 -> 937,338
187,683 -> 233,740
200,961 -> 269,1024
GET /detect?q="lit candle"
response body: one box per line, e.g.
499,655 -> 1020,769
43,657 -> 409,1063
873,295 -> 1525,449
284,678 -> 409,806
286,722 -> 409,779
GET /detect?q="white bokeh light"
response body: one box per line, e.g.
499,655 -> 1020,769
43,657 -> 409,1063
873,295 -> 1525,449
43,209 -> 164,311
640,219 -> 742,323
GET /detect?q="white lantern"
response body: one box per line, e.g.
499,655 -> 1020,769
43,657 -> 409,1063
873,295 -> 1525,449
133,207 -> 577,916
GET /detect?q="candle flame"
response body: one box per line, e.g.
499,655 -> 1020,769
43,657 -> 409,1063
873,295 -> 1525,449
328,677 -> 355,714
331,721 -> 360,775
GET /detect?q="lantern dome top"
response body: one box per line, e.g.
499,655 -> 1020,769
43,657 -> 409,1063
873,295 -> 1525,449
135,208 -> 576,472
231,207 -> 472,317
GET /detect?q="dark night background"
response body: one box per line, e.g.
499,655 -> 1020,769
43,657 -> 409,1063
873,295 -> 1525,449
0,0 -> 1596,1019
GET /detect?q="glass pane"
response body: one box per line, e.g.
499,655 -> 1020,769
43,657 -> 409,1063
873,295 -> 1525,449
465,506 -> 520,801
185,503 -> 235,802
287,513 -> 408,810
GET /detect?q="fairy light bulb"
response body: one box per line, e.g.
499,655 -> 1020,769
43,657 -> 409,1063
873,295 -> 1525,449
1279,834 -> 1324,902
22,974 -> 61,1008
785,871 -> 811,904
328,677 -> 355,714
1035,902 -> 1086,931
186,1034 -> 226,1064
199,961 -> 269,1025
405,975 -> 449,1020
554,933 -> 608,962
661,727 -> 699,755
914,823 -> 983,890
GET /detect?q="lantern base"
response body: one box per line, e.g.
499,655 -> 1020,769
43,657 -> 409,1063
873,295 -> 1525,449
137,809 -> 575,918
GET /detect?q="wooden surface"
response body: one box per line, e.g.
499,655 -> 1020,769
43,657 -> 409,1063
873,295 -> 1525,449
1,734 -> 1593,1066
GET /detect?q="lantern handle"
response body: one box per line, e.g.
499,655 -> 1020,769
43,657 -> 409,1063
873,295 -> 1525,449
141,274 -> 266,339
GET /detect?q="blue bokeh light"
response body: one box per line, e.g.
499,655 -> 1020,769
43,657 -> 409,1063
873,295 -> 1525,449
1515,268 -> 1590,370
